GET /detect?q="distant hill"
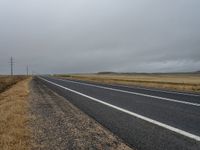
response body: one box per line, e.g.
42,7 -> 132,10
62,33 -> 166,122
97,72 -> 119,75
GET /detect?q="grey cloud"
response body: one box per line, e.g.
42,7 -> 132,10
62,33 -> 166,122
0,0 -> 200,74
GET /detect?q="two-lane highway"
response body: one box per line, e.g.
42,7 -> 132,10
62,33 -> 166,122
37,76 -> 200,150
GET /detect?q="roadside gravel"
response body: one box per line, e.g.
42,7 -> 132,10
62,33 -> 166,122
29,78 -> 133,150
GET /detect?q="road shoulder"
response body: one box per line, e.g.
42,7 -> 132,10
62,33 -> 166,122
29,78 -> 133,150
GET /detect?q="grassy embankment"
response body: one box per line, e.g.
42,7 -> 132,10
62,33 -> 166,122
57,73 -> 200,93
0,76 -> 27,93
0,76 -> 31,150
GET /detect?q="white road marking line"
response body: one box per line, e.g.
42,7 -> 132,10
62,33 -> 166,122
56,78 -> 200,107
39,77 -> 200,141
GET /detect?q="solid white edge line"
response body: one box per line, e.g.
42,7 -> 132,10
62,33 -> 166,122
57,78 -> 200,107
39,77 -> 200,142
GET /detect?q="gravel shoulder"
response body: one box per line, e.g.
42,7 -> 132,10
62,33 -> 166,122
29,78 -> 133,150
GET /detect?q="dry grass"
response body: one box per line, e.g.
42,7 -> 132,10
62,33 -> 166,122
0,76 -> 27,93
0,78 -> 31,150
59,74 -> 200,93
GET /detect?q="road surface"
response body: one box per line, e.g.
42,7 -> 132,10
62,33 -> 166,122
37,76 -> 200,150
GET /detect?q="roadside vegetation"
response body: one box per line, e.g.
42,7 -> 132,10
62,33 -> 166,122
56,73 -> 200,93
0,76 -> 27,93
0,76 -> 31,150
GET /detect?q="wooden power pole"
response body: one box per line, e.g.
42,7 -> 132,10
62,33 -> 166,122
9,57 -> 14,76
26,65 -> 29,76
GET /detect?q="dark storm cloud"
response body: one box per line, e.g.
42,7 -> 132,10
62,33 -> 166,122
0,0 -> 200,74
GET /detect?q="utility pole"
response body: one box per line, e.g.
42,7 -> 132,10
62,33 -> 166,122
9,57 -> 14,76
26,65 -> 29,76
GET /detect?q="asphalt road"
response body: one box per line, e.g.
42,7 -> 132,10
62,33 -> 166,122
37,76 -> 200,150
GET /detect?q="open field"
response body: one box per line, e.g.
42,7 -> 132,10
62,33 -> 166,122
56,73 -> 200,93
0,77 -> 31,150
0,76 -> 27,93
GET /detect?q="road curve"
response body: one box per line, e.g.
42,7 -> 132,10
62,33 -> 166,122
37,76 -> 200,150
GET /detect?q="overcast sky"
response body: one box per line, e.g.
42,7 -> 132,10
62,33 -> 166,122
0,0 -> 200,74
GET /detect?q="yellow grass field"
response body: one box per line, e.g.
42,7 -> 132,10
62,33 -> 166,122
0,77 -> 31,150
58,73 -> 200,93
